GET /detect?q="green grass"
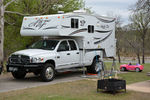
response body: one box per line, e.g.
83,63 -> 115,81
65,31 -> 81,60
103,62 -> 150,84
0,63 -> 150,100
118,63 -> 150,84
0,79 -> 150,100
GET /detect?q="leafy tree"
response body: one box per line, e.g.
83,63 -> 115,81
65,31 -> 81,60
130,0 -> 150,64
129,11 -> 150,64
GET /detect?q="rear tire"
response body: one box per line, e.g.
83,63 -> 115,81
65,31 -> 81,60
12,71 -> 26,79
40,63 -> 55,82
87,58 -> 102,74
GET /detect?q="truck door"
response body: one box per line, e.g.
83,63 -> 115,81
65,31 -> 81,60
56,40 -> 71,69
68,40 -> 80,67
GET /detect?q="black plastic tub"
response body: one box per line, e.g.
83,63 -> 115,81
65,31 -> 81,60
97,78 -> 126,94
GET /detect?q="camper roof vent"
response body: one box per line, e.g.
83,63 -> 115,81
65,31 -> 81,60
73,10 -> 87,13
58,11 -> 64,14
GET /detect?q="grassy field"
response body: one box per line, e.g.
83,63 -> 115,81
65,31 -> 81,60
105,62 -> 150,84
0,63 -> 150,100
0,79 -> 150,100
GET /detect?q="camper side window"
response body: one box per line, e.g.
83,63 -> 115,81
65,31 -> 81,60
71,18 -> 79,28
88,25 -> 94,33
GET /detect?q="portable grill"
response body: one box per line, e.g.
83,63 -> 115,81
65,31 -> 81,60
97,78 -> 126,94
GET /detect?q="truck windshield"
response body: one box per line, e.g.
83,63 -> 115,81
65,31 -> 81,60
29,40 -> 59,50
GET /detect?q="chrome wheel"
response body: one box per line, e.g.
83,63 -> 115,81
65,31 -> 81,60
40,63 -> 55,82
45,67 -> 54,79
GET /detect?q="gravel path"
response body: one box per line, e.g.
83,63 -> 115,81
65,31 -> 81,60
127,80 -> 150,93
0,72 -> 83,93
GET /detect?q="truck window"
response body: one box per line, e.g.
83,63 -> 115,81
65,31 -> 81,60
71,18 -> 79,28
88,25 -> 94,33
68,40 -> 77,50
57,41 -> 69,51
29,40 -> 59,50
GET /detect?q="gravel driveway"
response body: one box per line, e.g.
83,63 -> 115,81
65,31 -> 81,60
0,72 -> 83,93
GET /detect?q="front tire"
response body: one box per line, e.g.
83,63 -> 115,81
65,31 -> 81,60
40,63 -> 55,82
12,71 -> 26,79
121,67 -> 126,71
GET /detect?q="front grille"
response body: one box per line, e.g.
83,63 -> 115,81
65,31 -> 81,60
9,55 -> 30,64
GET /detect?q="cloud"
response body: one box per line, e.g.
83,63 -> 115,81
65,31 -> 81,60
84,0 -> 137,25
85,0 -> 137,4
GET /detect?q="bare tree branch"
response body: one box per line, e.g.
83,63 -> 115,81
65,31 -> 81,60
4,0 -> 15,9
5,10 -> 30,16
4,19 -> 15,25
5,10 -> 40,16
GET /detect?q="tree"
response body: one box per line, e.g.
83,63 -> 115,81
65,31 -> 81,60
130,0 -> 150,64
0,0 -> 16,68
124,27 -> 142,64
134,0 -> 150,12
129,11 -> 150,64
115,15 -> 123,63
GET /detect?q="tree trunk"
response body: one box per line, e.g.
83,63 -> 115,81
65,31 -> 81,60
116,40 -> 121,63
0,0 -> 4,65
137,52 -> 140,64
142,37 -> 145,64
117,48 -> 121,63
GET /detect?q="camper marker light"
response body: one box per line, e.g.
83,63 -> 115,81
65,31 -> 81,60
58,16 -> 60,18
62,16 -> 64,18
35,18 -> 38,20
40,17 -> 43,19
24,18 -> 27,20
46,17 -> 48,19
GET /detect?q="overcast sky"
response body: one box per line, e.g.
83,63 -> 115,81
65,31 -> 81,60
85,0 -> 138,25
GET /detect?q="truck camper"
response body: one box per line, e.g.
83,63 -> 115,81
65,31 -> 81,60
7,10 -> 116,81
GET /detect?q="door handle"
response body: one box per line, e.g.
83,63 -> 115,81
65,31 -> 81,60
76,52 -> 79,54
67,53 -> 70,55
57,56 -> 60,58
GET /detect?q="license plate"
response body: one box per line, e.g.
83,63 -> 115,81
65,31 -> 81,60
9,67 -> 18,71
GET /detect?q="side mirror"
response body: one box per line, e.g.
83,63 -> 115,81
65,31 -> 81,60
26,45 -> 29,49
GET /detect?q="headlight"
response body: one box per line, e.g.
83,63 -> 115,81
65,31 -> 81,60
31,57 -> 44,63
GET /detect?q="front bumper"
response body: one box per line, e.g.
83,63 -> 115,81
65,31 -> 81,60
6,63 -> 44,72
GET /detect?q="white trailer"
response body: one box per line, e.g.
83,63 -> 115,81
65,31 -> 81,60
7,10 -> 116,81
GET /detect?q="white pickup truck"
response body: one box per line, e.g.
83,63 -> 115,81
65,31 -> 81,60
7,38 -> 101,81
